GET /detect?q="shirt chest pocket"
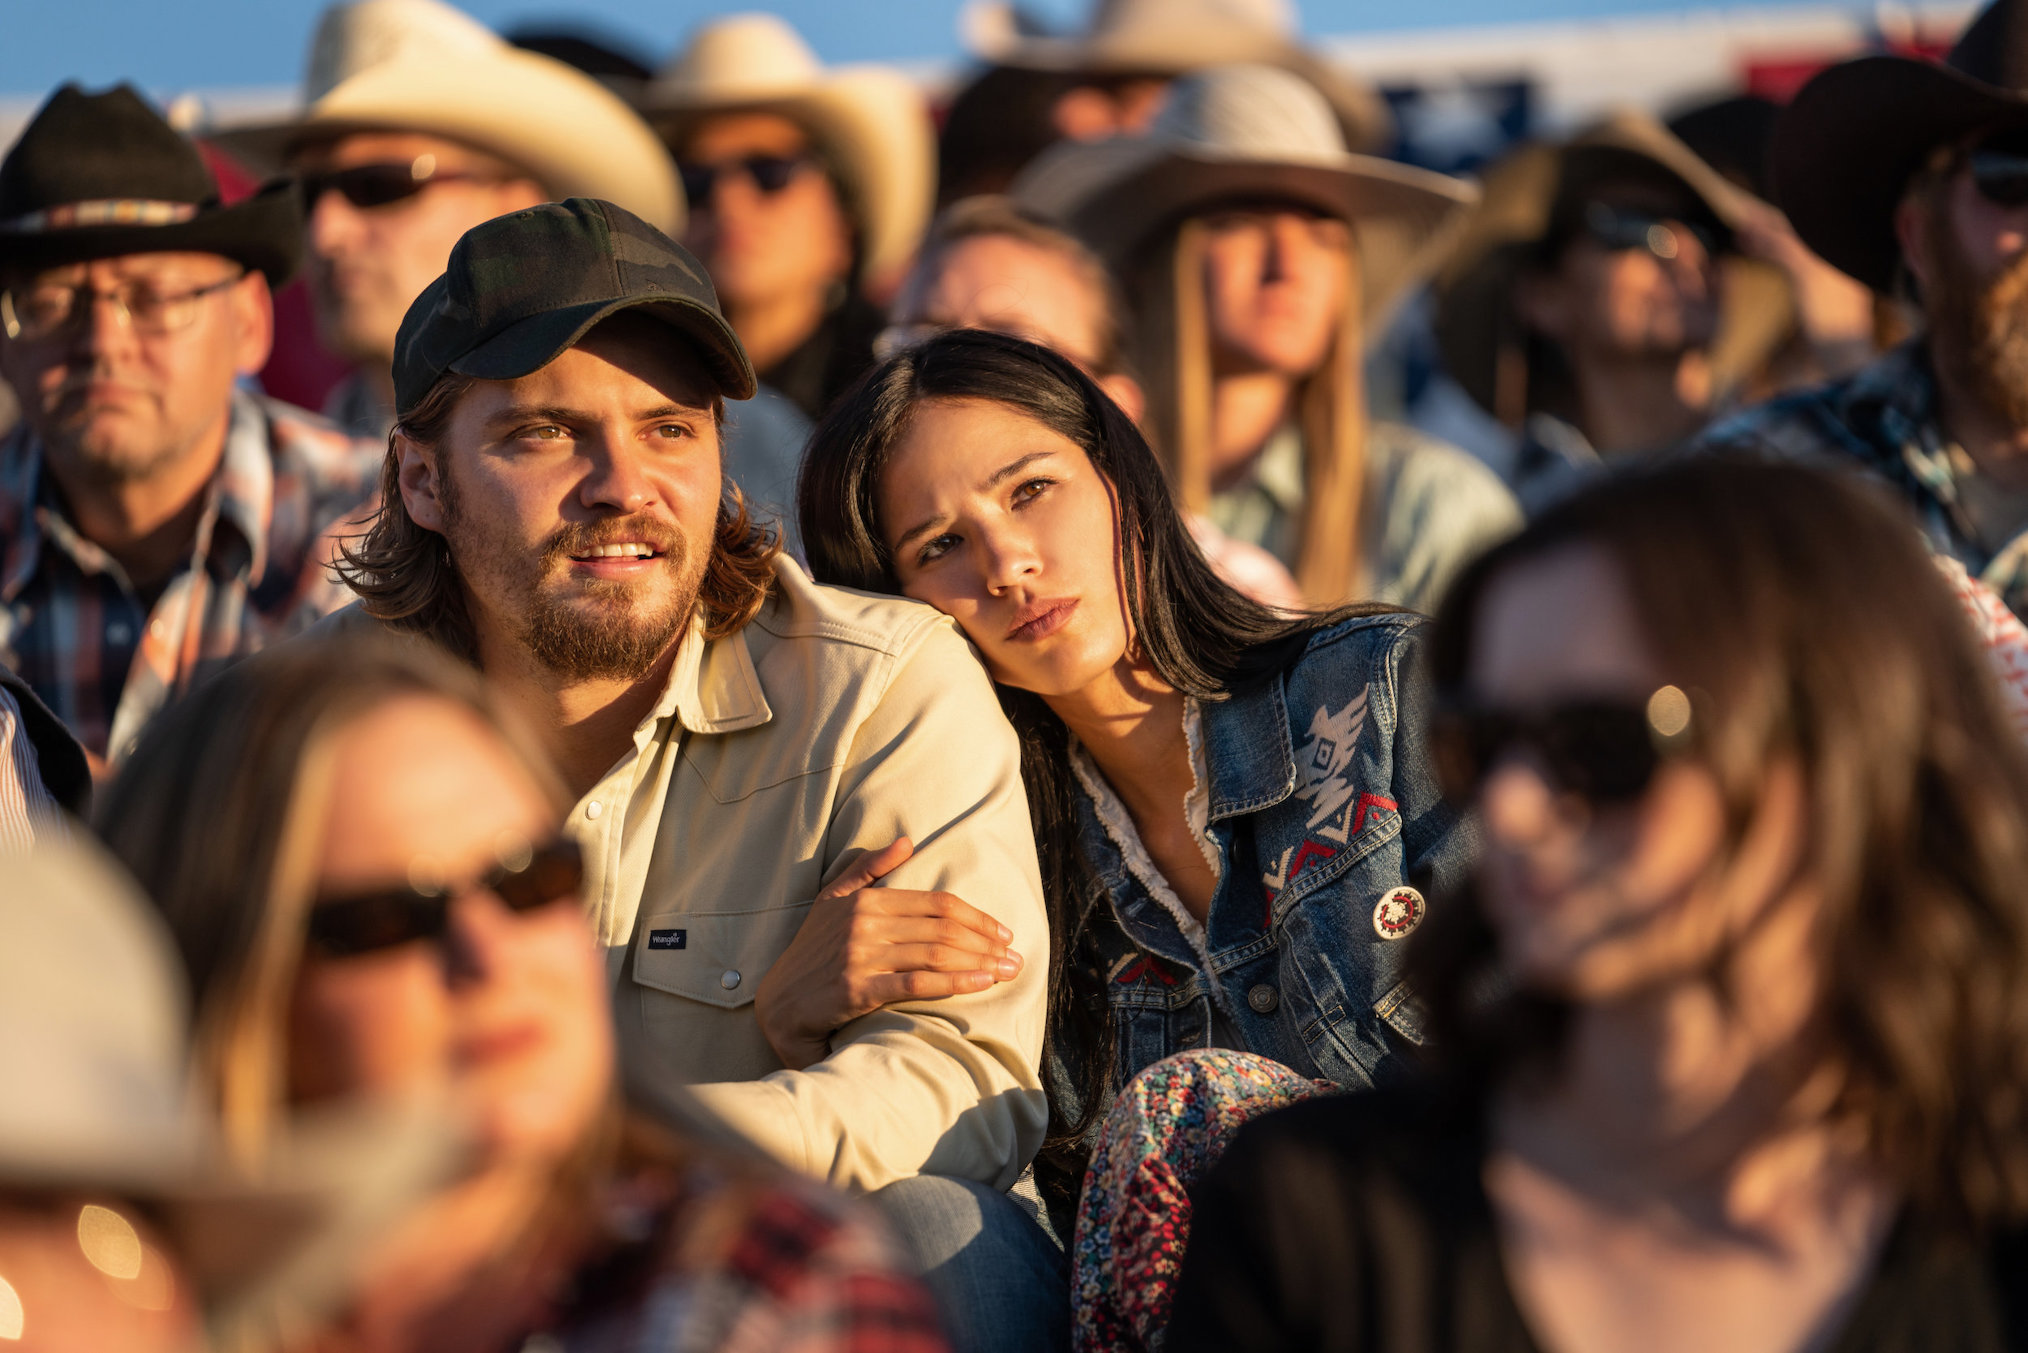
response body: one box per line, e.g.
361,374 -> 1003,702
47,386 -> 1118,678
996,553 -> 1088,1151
629,904 -> 812,1011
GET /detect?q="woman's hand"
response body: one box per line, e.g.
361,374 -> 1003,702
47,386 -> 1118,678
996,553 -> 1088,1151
754,838 -> 1025,1070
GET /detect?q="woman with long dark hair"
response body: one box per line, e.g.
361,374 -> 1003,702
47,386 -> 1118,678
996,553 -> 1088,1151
1168,457 -> 2028,1351
795,328 -> 1476,1343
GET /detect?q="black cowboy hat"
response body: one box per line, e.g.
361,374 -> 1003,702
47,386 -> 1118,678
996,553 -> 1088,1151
1774,0 -> 2028,294
0,83 -> 301,284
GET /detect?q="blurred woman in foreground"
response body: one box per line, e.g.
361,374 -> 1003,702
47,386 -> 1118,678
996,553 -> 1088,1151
96,638 -> 947,1353
1169,458 -> 2028,1352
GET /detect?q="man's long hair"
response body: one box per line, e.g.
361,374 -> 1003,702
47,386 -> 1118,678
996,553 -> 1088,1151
333,371 -> 779,662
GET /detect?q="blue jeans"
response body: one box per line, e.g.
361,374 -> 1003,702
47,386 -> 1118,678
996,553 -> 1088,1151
868,1174 -> 1069,1353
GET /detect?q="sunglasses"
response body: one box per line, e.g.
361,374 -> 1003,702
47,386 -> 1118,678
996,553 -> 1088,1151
1969,147 -> 2028,208
1579,202 -> 1723,261
1428,685 -> 1695,808
305,838 -> 584,959
679,154 -> 812,209
297,157 -> 491,211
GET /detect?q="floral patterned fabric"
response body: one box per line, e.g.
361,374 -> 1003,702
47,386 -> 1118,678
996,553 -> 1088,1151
1071,1050 -> 1337,1353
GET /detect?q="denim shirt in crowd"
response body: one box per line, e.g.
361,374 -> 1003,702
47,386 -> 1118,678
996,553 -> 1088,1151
1067,611 -> 1474,1101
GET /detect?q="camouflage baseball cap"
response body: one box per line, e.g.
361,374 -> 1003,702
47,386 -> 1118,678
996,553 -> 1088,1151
392,196 -> 756,415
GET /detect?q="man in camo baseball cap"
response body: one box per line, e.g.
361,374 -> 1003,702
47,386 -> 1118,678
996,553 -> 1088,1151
392,195 -> 756,414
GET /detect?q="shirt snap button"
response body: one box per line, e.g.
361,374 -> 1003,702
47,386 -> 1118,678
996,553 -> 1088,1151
584,801 -> 603,820
720,969 -> 742,991
1247,983 -> 1279,1014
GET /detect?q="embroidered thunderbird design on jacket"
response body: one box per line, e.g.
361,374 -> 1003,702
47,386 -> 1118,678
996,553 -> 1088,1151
1292,689 -> 1369,829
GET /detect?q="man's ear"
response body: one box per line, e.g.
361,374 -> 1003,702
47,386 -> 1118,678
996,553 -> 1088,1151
394,431 -> 448,534
1895,192 -> 1935,302
230,270 -> 275,377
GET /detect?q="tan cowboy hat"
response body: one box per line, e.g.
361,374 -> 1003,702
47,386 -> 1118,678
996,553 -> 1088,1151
0,839 -> 464,1345
643,14 -> 935,287
208,0 -> 683,236
1433,108 -> 1795,427
961,0 -> 1392,152
1012,62 -> 1476,335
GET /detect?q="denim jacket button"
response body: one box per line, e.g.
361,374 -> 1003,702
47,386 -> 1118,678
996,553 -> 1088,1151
1247,983 -> 1279,1014
1373,886 -> 1426,940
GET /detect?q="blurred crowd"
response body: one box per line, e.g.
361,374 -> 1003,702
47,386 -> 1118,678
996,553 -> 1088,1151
7,0 -> 2028,1348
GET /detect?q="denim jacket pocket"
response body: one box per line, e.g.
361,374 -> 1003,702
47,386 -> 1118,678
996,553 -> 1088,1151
1372,978 -> 1427,1048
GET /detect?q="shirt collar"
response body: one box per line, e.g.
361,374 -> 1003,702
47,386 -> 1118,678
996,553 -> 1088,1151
0,389 -> 273,597
1199,673 -> 1297,822
652,611 -> 774,736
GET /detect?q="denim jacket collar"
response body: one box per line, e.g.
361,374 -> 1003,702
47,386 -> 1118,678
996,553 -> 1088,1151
1200,673 -> 1297,822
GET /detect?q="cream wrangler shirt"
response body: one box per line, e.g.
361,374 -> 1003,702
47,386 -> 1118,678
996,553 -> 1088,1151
569,556 -> 1048,1193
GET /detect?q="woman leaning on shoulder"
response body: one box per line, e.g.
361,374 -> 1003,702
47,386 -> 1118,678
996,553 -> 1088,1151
1169,457 -> 2028,1353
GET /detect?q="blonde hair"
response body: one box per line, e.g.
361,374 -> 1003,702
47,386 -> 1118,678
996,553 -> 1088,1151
1133,217 -> 1368,606
96,637 -> 567,1162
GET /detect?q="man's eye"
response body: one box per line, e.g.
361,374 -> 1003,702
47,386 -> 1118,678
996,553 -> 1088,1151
654,423 -> 693,440
525,425 -> 565,441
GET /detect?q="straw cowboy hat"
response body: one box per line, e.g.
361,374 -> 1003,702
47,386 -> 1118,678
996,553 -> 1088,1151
208,0 -> 682,236
1,83 -> 301,284
1775,0 -> 2028,293
0,839 -> 462,1344
961,0 -> 1393,153
1013,63 -> 1476,335
1432,109 -> 1794,427
642,14 -> 935,287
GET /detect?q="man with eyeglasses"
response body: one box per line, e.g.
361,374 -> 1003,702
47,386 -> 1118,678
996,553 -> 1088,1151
1697,0 -> 2028,619
0,85 -> 379,766
209,0 -> 685,443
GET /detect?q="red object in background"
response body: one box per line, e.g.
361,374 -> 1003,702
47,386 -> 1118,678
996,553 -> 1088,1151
197,139 -> 351,414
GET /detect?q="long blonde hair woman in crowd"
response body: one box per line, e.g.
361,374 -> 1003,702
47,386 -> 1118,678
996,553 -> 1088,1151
95,637 -> 947,1353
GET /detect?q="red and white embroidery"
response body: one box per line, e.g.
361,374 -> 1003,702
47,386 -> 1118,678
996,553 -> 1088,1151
1371,887 -> 1425,940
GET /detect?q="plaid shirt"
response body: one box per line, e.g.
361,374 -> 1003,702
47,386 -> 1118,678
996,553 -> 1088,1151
0,390 -> 379,760
552,1147 -> 950,1353
1695,341 -> 2028,618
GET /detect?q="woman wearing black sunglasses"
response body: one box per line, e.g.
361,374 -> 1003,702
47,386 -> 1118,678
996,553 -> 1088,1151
95,636 -> 948,1353
1168,456 -> 2028,1353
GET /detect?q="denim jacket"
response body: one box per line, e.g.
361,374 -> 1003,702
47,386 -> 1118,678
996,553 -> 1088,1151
1068,612 -> 1473,1101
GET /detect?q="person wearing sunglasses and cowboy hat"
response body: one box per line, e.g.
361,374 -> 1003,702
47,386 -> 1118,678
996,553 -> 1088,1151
1434,110 -> 1804,516
1015,63 -> 1519,613
0,84 -> 381,770
1697,0 -> 2028,621
642,14 -> 935,425
209,0 -> 684,447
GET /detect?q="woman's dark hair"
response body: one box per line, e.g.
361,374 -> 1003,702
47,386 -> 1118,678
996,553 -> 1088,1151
799,327 -> 1382,1218
1415,455 -> 2028,1229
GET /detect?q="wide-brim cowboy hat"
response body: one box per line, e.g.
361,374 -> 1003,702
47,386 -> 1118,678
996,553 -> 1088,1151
960,0 -> 1394,153
1773,0 -> 2028,294
1013,62 -> 1475,335
641,13 -> 935,287
1433,108 -> 1795,426
1,839 -> 466,1344
0,83 -> 301,284
208,0 -> 683,237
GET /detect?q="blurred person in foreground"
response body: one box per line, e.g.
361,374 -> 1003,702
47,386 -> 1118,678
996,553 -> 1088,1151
211,0 -> 681,446
0,86 -> 377,767
1168,457 -> 2028,1352
96,636 -> 950,1353
799,329 -> 1476,1343
642,15 -> 933,423
882,194 -> 1302,608
1698,0 -> 2028,620
1434,110 -> 1870,515
326,198 -> 1059,1349
2,838 -> 458,1353
1018,65 -> 1520,612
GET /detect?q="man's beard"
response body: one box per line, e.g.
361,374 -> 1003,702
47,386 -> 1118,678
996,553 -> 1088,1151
439,468 -> 706,682
1924,207 -> 2028,430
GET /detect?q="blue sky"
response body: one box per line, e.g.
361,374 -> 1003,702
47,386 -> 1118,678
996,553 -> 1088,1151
6,0 -> 1883,98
